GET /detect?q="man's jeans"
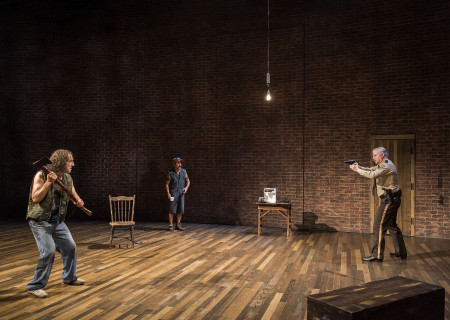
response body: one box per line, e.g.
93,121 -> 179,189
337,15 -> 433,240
27,220 -> 78,290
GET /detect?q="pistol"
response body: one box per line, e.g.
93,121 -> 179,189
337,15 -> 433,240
344,160 -> 356,165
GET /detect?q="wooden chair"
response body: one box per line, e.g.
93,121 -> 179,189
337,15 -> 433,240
109,195 -> 136,248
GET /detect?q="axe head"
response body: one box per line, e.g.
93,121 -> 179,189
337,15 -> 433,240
33,157 -> 52,168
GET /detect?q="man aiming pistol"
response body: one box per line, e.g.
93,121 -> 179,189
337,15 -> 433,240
348,147 -> 407,263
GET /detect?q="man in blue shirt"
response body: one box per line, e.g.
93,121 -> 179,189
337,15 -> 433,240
165,157 -> 190,231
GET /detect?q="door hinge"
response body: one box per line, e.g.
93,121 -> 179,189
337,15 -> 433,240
411,183 -> 414,190
411,218 -> 415,225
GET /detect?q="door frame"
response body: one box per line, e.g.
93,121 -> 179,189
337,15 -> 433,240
370,134 -> 416,236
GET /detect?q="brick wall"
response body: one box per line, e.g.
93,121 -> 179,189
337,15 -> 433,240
1,0 -> 448,238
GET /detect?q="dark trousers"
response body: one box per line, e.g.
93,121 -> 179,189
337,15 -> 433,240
371,196 -> 407,259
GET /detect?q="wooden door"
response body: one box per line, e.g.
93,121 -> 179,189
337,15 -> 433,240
370,135 -> 416,236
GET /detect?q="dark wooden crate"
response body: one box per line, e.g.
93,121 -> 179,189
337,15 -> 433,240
307,276 -> 444,320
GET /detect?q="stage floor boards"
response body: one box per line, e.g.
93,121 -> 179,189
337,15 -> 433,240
0,221 -> 449,319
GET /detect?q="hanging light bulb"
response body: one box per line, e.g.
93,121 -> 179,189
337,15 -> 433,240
265,72 -> 271,101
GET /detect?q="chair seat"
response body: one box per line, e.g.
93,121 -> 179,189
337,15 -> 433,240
110,221 -> 135,226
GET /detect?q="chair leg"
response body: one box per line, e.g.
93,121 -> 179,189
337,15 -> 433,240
110,226 -> 115,248
131,226 -> 134,248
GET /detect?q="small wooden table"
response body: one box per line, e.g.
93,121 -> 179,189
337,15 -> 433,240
257,202 -> 292,236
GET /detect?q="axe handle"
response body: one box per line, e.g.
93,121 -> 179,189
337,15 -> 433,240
41,166 -> 92,216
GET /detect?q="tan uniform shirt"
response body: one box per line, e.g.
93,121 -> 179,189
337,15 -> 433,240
357,159 -> 400,197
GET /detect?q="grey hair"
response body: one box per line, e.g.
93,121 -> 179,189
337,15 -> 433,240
374,147 -> 388,158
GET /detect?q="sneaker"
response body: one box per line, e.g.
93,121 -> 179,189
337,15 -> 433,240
28,289 -> 48,298
169,225 -> 174,231
176,224 -> 184,231
362,256 -> 383,262
65,278 -> 86,285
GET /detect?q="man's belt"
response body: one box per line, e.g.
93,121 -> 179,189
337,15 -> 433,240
380,189 -> 402,201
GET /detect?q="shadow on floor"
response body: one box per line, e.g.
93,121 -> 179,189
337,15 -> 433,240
294,211 -> 337,233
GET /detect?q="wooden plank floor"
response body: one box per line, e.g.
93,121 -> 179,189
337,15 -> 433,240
0,221 -> 449,319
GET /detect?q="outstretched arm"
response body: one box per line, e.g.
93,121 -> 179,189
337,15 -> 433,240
351,163 -> 390,179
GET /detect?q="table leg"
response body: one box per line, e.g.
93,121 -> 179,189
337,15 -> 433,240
287,209 -> 291,236
258,209 -> 261,235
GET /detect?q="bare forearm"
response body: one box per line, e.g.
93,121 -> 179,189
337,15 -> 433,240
166,181 -> 170,196
71,184 -> 84,207
72,190 -> 82,202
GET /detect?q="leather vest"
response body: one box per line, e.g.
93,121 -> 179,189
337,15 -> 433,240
26,171 -> 73,222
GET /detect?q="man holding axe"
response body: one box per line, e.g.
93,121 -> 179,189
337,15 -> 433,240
26,149 -> 89,298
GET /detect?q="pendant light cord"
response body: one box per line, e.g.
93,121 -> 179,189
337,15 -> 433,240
267,0 -> 270,82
